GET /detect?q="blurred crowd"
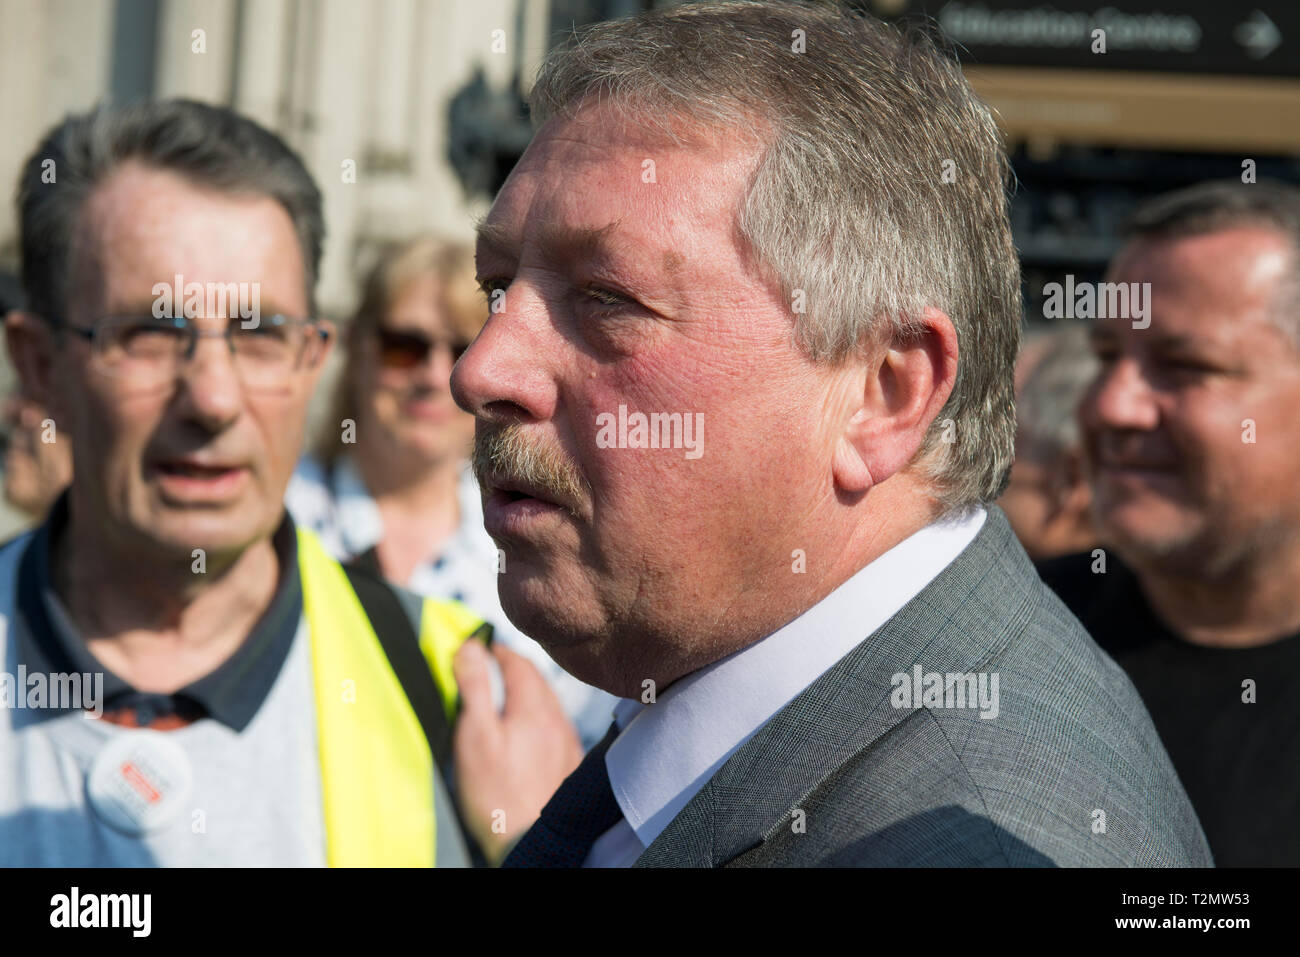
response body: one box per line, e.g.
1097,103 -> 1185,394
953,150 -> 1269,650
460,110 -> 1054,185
0,3 -> 1296,870
1009,181 -> 1300,866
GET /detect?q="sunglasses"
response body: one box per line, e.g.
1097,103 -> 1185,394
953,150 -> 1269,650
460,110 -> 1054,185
374,327 -> 470,369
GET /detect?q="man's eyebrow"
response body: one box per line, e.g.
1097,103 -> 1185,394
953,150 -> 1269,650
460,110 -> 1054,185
106,301 -> 167,317
1146,333 -> 1208,351
474,218 -> 627,265
106,301 -> 298,320
474,217 -> 519,260
540,221 -> 624,262
1087,326 -> 1218,353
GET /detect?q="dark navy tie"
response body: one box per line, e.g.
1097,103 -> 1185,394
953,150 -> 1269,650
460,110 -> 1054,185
502,721 -> 624,867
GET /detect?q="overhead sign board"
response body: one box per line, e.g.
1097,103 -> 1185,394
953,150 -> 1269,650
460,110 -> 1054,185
876,2 -> 1299,77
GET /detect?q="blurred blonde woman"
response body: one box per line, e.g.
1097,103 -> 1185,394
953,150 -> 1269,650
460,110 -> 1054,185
287,236 -> 615,748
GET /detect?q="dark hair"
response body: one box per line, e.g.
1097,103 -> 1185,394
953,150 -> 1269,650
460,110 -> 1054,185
1124,179 -> 1300,245
1122,179 -> 1300,342
16,98 -> 325,321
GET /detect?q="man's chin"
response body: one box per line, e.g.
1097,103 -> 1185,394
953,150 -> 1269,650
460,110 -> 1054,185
133,506 -> 269,562
1097,504 -> 1205,568
499,587 -> 585,650
498,578 -> 613,660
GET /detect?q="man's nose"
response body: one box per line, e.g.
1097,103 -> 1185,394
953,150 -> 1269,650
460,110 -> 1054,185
450,284 -> 556,424
175,333 -> 244,428
1083,355 -> 1160,433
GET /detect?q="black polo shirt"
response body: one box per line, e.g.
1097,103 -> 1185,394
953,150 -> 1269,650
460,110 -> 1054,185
11,495 -> 302,732
1039,550 -> 1300,867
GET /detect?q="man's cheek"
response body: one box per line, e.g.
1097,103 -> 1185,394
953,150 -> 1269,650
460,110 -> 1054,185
260,405 -> 304,473
1194,402 -> 1256,473
46,358 -> 93,429
65,390 -> 118,459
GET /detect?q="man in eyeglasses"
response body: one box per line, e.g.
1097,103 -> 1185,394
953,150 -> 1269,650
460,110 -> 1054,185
0,99 -> 577,866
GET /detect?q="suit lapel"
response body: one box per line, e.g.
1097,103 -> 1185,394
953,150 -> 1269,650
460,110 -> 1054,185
634,506 -> 1035,867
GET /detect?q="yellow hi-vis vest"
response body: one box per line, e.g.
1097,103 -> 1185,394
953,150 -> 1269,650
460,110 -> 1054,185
295,526 -> 484,867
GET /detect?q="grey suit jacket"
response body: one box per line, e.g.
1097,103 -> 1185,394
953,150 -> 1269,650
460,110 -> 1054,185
633,506 -> 1213,867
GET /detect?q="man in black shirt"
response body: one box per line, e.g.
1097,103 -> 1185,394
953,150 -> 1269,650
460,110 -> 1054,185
1039,179 -> 1300,866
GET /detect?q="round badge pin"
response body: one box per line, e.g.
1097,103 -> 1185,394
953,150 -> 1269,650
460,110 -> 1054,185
86,730 -> 193,836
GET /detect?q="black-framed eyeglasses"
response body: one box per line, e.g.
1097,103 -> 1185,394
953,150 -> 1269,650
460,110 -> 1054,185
55,314 -> 332,390
374,327 -> 470,370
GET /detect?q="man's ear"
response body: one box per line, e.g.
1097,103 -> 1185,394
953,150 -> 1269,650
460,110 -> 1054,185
317,318 -> 338,363
832,306 -> 959,495
4,311 -> 60,413
305,318 -> 338,390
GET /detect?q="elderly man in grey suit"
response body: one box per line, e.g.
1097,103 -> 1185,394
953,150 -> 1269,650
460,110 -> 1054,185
447,0 -> 1212,867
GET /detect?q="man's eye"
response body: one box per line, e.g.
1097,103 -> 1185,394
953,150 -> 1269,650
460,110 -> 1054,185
118,322 -> 184,350
1161,357 -> 1216,374
477,278 -> 510,297
125,321 -> 183,340
243,324 -> 289,340
582,286 -> 630,308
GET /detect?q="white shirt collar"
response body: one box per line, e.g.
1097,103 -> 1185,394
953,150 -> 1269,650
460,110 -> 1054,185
603,505 -> 987,848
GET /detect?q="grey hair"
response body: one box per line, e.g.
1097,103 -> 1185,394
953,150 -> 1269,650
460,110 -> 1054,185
527,0 -> 1021,508
1016,324 -> 1098,461
16,98 -> 325,322
1122,178 -> 1300,347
